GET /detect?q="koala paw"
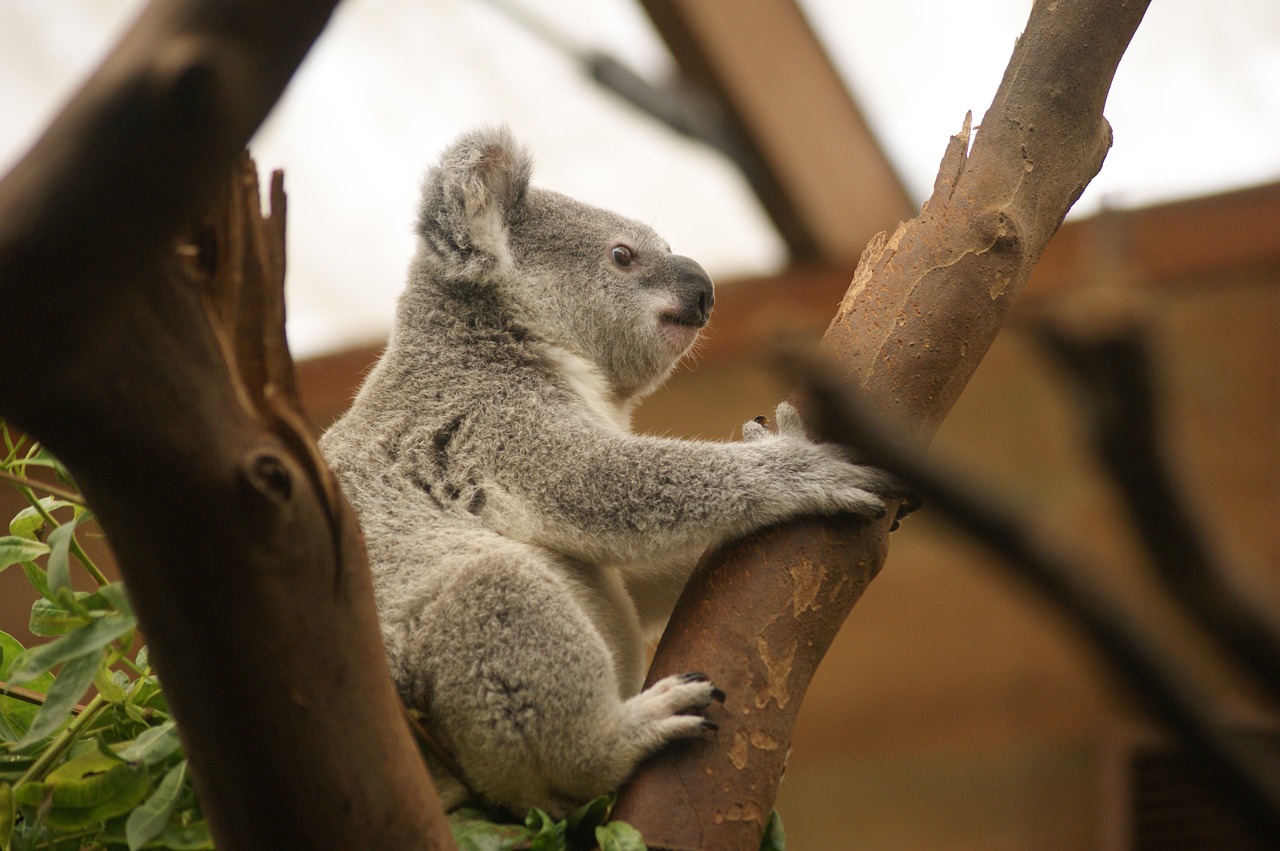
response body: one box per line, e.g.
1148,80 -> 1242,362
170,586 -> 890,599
621,673 -> 725,748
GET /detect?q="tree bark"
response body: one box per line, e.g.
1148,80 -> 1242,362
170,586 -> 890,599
0,1 -> 450,848
614,1 -> 1152,847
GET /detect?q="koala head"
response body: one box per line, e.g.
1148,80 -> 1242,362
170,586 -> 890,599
414,127 -> 715,402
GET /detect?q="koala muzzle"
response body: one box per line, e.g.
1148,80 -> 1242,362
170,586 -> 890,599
666,255 -> 715,328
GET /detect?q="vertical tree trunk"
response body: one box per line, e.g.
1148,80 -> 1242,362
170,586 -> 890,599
615,1 -> 1152,847
0,2 -> 451,847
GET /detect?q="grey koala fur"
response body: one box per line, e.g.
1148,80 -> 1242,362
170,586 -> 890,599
319,127 -> 896,816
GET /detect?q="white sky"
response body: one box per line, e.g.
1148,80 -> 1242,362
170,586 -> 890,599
2,0 -> 1278,357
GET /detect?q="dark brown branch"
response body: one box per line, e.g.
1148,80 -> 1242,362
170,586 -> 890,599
0,2 -> 451,848
615,1 -> 1152,846
1037,318 -> 1280,706
783,344 -> 1280,840
0,680 -> 87,715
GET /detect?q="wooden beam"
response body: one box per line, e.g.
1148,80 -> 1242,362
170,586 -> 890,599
638,0 -> 915,266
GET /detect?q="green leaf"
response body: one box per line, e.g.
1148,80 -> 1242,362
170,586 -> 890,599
0,782 -> 14,851
24,749 -> 150,832
758,810 -> 785,851
93,664 -> 128,704
449,806 -> 537,850
18,562 -> 50,601
102,814 -> 214,850
16,650 -> 99,747
28,597 -> 91,637
0,632 -> 54,743
8,499 -> 71,541
116,722 -> 181,767
596,821 -> 647,851
89,583 -> 133,619
126,759 -> 186,850
526,807 -> 566,851
7,614 -> 134,685
0,537 -> 48,573
564,794 -> 612,847
45,511 -> 91,596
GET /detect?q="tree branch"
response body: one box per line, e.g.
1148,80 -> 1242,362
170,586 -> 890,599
1036,316 -> 1280,707
615,1 -> 1152,846
0,1 -> 451,847
783,343 -> 1280,840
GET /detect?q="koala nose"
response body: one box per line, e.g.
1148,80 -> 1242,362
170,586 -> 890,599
669,255 -> 715,328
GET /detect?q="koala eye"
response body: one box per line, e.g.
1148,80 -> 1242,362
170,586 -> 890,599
610,244 -> 635,268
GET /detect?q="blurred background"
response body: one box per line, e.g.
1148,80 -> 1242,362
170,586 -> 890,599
2,1 -> 1278,847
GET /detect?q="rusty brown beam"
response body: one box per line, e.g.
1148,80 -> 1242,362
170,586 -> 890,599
638,0 -> 915,266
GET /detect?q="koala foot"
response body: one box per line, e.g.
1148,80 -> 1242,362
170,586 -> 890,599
619,672 -> 725,751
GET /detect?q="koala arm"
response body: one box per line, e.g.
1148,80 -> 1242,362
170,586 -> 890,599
483,404 -> 894,568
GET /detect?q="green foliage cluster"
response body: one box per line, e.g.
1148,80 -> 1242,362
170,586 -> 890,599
0,425 -> 210,850
449,796 -> 784,851
450,795 -> 644,851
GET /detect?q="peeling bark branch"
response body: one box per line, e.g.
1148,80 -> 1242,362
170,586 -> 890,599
615,1 -> 1152,846
0,2 -> 450,848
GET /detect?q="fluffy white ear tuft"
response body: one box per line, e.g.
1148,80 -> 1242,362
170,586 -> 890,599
416,126 -> 533,275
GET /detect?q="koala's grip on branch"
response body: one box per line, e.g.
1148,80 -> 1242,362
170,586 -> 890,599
614,1 -> 1152,846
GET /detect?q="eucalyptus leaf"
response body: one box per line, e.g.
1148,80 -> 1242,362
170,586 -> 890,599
91,582 -> 134,618
595,821 -> 647,851
8,499 -> 71,541
0,631 -> 55,743
126,759 -> 187,850
37,759 -> 149,832
526,806 -> 567,851
564,793 -> 612,847
758,810 -> 785,851
45,511 -> 91,596
450,806 -> 538,851
117,722 -> 181,767
0,536 -> 48,572
18,561 -> 50,601
94,663 -> 128,703
15,651 -> 99,747
102,814 -> 215,851
0,781 -> 13,851
7,614 -> 134,685
28,597 -> 90,637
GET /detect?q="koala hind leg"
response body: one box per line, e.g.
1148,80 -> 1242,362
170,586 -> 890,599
411,541 -> 719,816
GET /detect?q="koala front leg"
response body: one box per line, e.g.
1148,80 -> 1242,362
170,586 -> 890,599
484,403 -> 901,570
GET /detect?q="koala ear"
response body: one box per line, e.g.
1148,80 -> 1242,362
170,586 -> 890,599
416,127 -> 533,275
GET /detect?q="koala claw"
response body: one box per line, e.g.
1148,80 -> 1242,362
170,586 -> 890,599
700,720 -> 720,734
710,687 -> 727,704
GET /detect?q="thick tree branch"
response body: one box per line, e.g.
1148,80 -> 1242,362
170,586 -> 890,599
0,2 -> 450,848
615,1 -> 1151,846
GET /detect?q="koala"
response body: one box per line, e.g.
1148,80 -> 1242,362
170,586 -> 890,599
319,127 -> 897,817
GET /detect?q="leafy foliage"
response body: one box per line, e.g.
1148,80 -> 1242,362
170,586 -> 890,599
448,795 -> 785,851
448,795 -> 647,851
0,424 -> 211,850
